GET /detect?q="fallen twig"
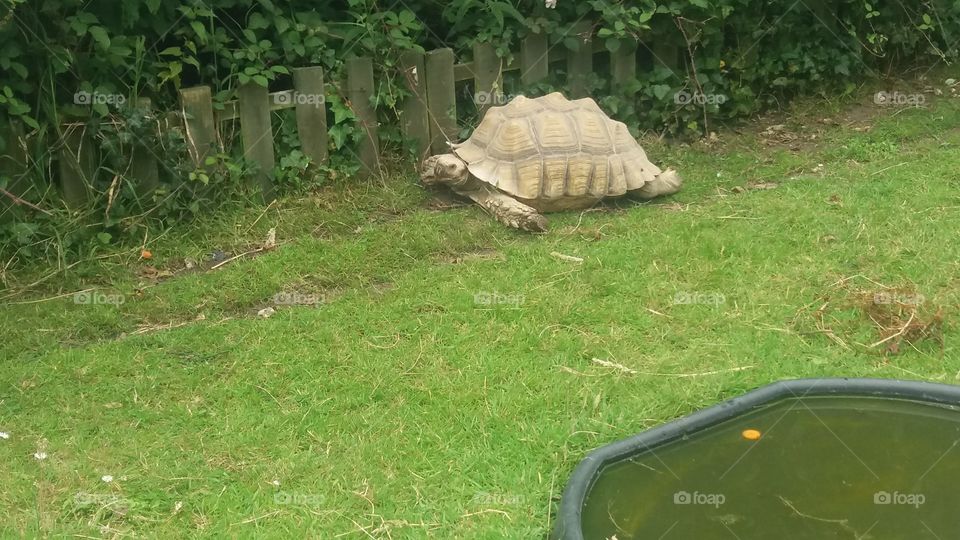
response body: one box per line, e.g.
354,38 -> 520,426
6,288 -> 94,305
778,496 -> 869,539
582,360 -> 755,378
461,509 -> 511,520
210,247 -> 265,270
869,311 -> 916,348
550,251 -> 583,264
591,358 -> 638,374
0,187 -> 52,215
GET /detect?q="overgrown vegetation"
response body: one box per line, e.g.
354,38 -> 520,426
0,0 -> 957,272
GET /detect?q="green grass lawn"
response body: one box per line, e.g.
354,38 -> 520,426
2,89 -> 960,538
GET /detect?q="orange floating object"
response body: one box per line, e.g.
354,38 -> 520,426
742,429 -> 762,441
140,249 -> 153,260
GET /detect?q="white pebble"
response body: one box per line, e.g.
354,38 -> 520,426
102,475 -> 114,483
33,452 -> 47,461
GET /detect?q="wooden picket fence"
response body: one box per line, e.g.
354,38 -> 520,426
8,25 -> 685,210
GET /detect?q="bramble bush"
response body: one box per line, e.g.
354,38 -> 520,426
0,0 -> 957,266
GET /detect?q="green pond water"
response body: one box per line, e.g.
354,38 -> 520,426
580,396 -> 960,539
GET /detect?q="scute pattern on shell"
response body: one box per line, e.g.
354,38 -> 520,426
451,92 -> 664,201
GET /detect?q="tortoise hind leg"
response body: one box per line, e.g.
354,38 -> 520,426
631,168 -> 683,200
458,186 -> 548,232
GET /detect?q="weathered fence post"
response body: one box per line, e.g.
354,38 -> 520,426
650,41 -> 680,75
131,97 -> 160,201
238,82 -> 276,200
292,66 -> 329,166
179,86 -> 217,168
0,118 -> 29,222
59,123 -> 95,207
399,51 -> 431,159
473,42 -> 502,115
566,22 -> 594,98
346,57 -> 380,178
611,40 -> 638,89
424,48 -> 457,156
520,33 -> 549,86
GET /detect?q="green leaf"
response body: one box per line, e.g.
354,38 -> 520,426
605,38 -> 621,53
651,84 -> 671,100
97,232 -> 112,244
146,0 -> 161,13
253,75 -> 269,87
88,26 -> 111,49
332,105 -> 353,124
191,21 -> 208,42
249,13 -> 270,30
21,115 -> 39,130
9,62 -> 27,79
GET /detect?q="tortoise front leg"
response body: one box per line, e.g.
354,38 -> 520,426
458,186 -> 548,232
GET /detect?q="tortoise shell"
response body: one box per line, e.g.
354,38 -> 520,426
451,92 -> 664,206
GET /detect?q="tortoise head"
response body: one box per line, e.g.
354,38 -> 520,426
421,154 -> 469,188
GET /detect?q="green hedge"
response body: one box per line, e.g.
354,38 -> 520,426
1,1 -> 956,128
0,0 -> 957,260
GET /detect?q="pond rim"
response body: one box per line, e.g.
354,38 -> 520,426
552,377 -> 960,540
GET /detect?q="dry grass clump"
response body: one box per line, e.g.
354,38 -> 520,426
799,278 -> 945,356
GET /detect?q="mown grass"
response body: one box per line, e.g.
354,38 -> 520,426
2,87 -> 960,538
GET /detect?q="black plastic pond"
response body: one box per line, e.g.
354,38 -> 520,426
553,379 -> 960,540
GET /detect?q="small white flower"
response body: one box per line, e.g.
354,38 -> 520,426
545,0 -> 557,7
0,432 -> 9,440
271,479 -> 281,487
102,475 -> 114,483
34,452 -> 48,460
